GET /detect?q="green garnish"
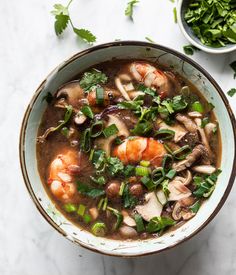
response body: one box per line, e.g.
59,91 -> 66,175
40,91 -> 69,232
90,176 -> 106,185
155,129 -> 175,140
230,61 -> 236,79
91,222 -> 107,236
130,120 -> 153,136
37,105 -> 73,143
165,169 -> 176,180
64,203 -> 77,213
119,182 -> 126,196
77,204 -> 86,216
125,0 -> 139,20
90,121 -> 104,138
201,117 -> 210,128
83,214 -> 92,224
227,88 -> 236,97
80,128 -> 91,152
146,217 -> 176,233
172,145 -> 192,160
96,87 -> 105,105
123,184 -> 138,208
107,157 -> 124,176
191,101 -> 204,113
189,200 -> 201,213
103,124 -> 119,138
123,165 -> 135,177
151,167 -> 165,185
79,69 -> 108,91
184,0 -> 236,47
183,44 -> 200,55
81,105 -> 94,119
77,181 -> 105,198
107,207 -> 123,230
135,166 -> 150,176
51,0 -> 96,43
134,214 -> 145,232
141,176 -> 156,190
61,126 -> 69,137
173,7 -> 177,23
140,160 -> 150,167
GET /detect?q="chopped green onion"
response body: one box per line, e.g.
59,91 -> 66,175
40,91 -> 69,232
77,204 -> 86,216
107,207 -> 123,230
189,200 -> 201,213
123,165 -> 135,177
81,105 -> 94,119
140,160 -> 150,167
90,121 -> 104,137
80,128 -> 91,152
102,197 -> 108,211
97,198 -> 104,210
180,86 -> 190,96
173,145 -> 191,160
151,167 -> 165,185
83,214 -> 92,224
89,149 -> 94,161
134,214 -> 145,232
141,176 -> 156,190
162,154 -> 173,171
91,222 -> 107,236
165,169 -> 176,179
163,143 -> 173,154
135,166 -> 150,176
90,175 -> 106,185
155,129 -> 175,140
191,101 -> 204,113
64,203 -> 77,213
119,182 -> 126,196
92,150 -> 106,170
103,124 -> 119,138
201,117 -> 210,128
161,179 -> 170,197
96,87 -> 104,105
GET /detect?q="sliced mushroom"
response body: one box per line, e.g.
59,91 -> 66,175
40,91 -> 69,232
119,226 -> 138,238
176,113 -> 198,133
135,192 -> 163,222
187,111 -> 203,118
95,114 -> 129,156
172,197 -> 196,221
55,81 -> 86,111
121,210 -> 136,227
157,119 -> 187,143
115,77 -> 131,100
173,144 -> 206,172
205,122 -> 217,140
192,165 -> 216,174
168,179 -> 192,201
194,118 -> 212,155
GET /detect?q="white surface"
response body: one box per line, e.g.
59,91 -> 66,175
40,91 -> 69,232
0,0 -> 236,274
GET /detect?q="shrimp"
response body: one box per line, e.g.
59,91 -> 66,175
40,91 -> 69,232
48,150 -> 79,202
128,62 -> 171,98
113,137 -> 166,167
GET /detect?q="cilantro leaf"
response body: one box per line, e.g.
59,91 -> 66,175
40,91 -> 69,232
227,88 -> 236,97
183,44 -> 200,55
107,157 -> 124,176
54,14 -> 69,36
123,184 -> 137,208
73,28 -> 96,43
77,181 -> 105,198
125,0 -> 139,20
146,217 -> 176,233
79,69 -> 108,91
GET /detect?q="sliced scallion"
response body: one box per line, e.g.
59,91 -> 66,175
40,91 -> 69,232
155,129 -> 175,140
152,167 -> 165,185
162,154 -> 173,171
64,203 -> 77,213
165,169 -> 176,180
173,145 -> 191,160
103,124 -> 119,138
119,182 -> 126,196
96,87 -> 104,105
191,101 -> 204,113
102,197 -> 108,211
141,176 -> 156,190
80,128 -> 91,152
135,166 -> 150,176
140,160 -> 150,167
90,121 -> 104,137
83,214 -> 92,224
81,105 -> 94,119
91,222 -> 107,236
77,204 -> 86,216
134,214 -> 145,232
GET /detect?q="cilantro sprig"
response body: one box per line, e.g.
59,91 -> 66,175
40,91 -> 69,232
51,0 -> 96,43
125,0 -> 139,20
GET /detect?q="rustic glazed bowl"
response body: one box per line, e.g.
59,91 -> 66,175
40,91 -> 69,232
20,41 -> 236,257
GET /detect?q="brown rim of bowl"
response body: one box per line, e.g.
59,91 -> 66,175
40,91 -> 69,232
19,41 -> 236,258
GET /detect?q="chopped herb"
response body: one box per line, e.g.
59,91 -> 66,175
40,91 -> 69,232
161,179 -> 170,198
191,101 -> 204,113
125,0 -> 139,20
81,105 -> 94,119
107,157 -> 124,176
227,88 -> 236,97
134,214 -> 145,232
123,184 -> 137,208
77,181 -> 105,198
155,129 -> 175,140
64,203 -> 77,213
130,120 -> 153,136
173,7 -> 177,23
61,126 -> 69,137
80,128 -> 91,152
183,44 -> 200,55
114,137 -> 123,145
96,87 -> 105,105
189,200 -> 201,213
145,37 -> 156,43
77,204 -> 86,216
90,120 -> 104,138
91,222 -> 107,236
107,207 -> 123,230
83,214 -> 92,224
201,117 -> 210,128
90,176 -> 106,185
146,216 -> 176,233
119,182 -> 126,196
123,165 -> 135,177
135,166 -> 150,176
79,69 -> 108,91
103,124 -> 119,138
165,169 -> 176,180
140,160 -> 150,167
230,61 -> 236,79
51,1 -> 96,43
141,176 -> 156,190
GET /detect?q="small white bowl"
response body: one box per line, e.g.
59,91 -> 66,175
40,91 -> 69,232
177,0 -> 236,54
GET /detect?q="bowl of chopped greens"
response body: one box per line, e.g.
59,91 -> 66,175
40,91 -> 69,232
177,0 -> 236,54
20,41 -> 236,257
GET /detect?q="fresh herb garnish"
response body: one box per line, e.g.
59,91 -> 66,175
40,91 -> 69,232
201,117 -> 210,128
146,216 -> 176,233
189,200 -> 201,213
81,105 -> 94,119
79,69 -> 108,91
184,0 -> 236,47
230,61 -> 236,79
183,44 -> 200,55
123,184 -> 138,208
173,7 -> 177,23
145,37 -> 156,43
125,0 -> 139,20
77,181 -> 105,198
107,157 -> 124,176
103,124 -> 119,138
51,0 -> 96,43
107,207 -> 123,230
227,88 -> 236,97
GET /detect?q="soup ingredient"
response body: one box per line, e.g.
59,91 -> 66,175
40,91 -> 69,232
192,165 -> 216,174
184,0 -> 236,47
119,225 -> 138,238
172,197 -> 196,221
227,88 -> 236,97
37,105 -> 73,143
113,137 -> 166,166
91,222 -> 107,236
146,216 -> 176,233
79,69 -> 108,91
125,0 -> 139,20
183,45 -> 200,55
51,0 -> 96,43
77,181 -> 105,198
105,181 -> 121,199
230,61 -> 236,79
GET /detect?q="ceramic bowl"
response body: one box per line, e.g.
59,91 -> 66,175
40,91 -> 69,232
177,0 -> 236,54
20,41 -> 236,257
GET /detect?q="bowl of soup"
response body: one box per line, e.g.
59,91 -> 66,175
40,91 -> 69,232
19,41 -> 236,257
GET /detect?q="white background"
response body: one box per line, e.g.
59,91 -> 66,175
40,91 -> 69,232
1,0 -> 236,274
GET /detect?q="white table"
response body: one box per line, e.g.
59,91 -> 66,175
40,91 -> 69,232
1,0 -> 236,274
